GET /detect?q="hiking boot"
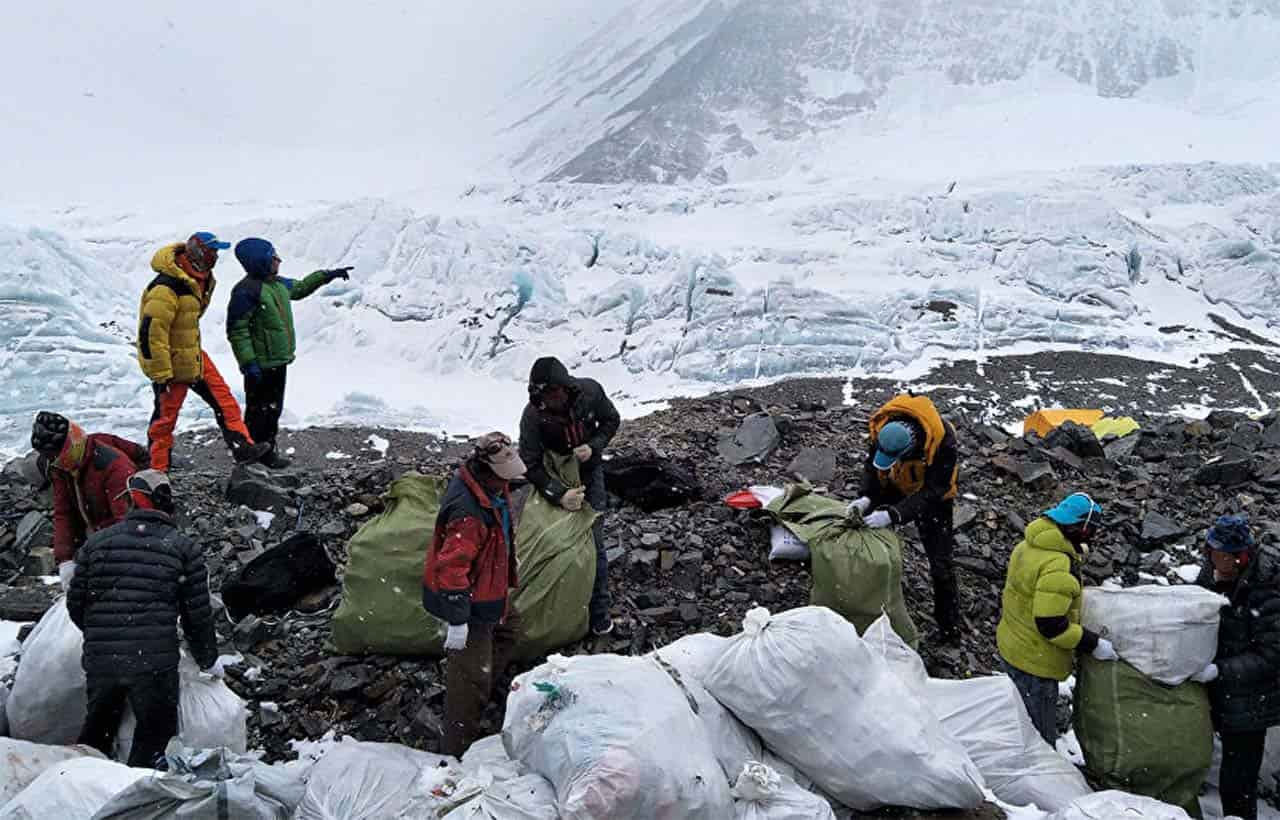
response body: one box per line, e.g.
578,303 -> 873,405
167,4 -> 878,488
259,449 -> 292,470
231,441 -> 272,465
591,617 -> 614,637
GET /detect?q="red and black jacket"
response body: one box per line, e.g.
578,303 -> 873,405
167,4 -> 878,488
52,434 -> 148,564
422,465 -> 518,627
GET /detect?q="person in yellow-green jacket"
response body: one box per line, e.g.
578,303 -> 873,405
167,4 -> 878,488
996,492 -> 1119,745
225,238 -> 352,469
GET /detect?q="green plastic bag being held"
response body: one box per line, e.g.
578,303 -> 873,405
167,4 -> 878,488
332,474 -> 449,655
332,458 -> 598,660
509,453 -> 599,661
765,484 -> 917,647
1074,657 -> 1213,818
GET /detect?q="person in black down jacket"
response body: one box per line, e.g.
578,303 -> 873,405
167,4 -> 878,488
519,356 -> 621,636
68,469 -> 222,768
1195,514 -> 1280,820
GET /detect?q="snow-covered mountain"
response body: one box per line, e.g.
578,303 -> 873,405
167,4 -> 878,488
498,0 -> 1280,184
3,161 -> 1279,454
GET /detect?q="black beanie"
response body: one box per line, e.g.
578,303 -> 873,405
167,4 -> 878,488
31,411 -> 70,456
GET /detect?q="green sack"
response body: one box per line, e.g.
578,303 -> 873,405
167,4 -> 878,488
1074,657 -> 1213,818
331,474 -> 448,656
765,484 -> 917,648
510,453 -> 599,662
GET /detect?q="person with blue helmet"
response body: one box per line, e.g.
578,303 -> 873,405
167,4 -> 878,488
1196,514 -> 1280,820
851,394 -> 963,641
996,492 -> 1118,745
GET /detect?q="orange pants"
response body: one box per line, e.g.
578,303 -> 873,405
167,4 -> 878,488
147,352 -> 254,471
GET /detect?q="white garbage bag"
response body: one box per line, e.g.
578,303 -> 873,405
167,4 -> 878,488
440,774 -> 559,820
731,762 -> 837,820
462,734 -> 526,784
1263,727 -> 1280,795
1049,790 -> 1192,819
1081,585 -> 1228,686
0,682 -> 9,737
928,677 -> 1092,811
768,527 -> 810,561
862,613 -> 1090,811
703,606 -> 986,811
116,652 -> 249,761
0,738 -> 104,805
651,634 -> 763,782
0,757 -> 149,820
4,599 -> 86,744
503,653 -> 734,820
293,740 -> 455,820
90,743 -> 304,819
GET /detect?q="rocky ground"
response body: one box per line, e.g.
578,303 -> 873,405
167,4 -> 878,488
4,347 -> 1280,817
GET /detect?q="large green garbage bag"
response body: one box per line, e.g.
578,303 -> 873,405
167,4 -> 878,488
331,474 -> 449,655
1074,657 -> 1213,818
765,484 -> 917,647
510,453 -> 598,661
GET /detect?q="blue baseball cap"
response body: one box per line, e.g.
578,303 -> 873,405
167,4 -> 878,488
1207,514 -> 1254,554
189,231 -> 231,251
1045,493 -> 1103,527
873,421 -> 916,470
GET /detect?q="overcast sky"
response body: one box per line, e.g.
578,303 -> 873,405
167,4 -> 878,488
0,1 -> 630,207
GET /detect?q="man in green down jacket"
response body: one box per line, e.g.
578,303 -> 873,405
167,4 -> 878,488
226,238 -> 352,468
996,492 -> 1119,745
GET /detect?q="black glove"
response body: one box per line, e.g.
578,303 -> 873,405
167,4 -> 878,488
324,267 -> 353,283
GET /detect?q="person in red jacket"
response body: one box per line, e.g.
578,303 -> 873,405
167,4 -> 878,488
422,432 -> 526,756
30,412 -> 148,590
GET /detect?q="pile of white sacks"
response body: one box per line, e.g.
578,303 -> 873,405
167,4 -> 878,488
0,603 -> 1222,819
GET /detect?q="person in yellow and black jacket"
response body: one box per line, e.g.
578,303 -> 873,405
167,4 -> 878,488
136,232 -> 268,472
852,393 -> 962,641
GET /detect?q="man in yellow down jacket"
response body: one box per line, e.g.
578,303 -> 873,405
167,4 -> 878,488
997,492 -> 1119,745
136,232 -> 268,472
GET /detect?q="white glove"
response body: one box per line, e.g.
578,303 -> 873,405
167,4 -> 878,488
59,561 -> 76,592
1092,638 -> 1119,662
864,510 -> 893,529
561,487 -> 586,512
1191,663 -> 1219,683
847,497 -> 871,516
444,623 -> 469,652
203,654 -> 241,680
573,444 -> 593,463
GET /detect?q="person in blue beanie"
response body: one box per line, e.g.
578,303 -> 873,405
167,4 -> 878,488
1197,514 -> 1280,820
225,238 -> 352,468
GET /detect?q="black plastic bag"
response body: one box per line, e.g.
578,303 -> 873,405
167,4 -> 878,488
221,532 -> 336,621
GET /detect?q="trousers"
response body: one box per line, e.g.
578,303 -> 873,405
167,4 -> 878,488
443,612 -> 521,757
245,365 -> 288,452
1002,658 -> 1059,746
79,666 -> 180,768
1220,729 -> 1268,820
147,351 -> 254,471
583,463 -> 611,628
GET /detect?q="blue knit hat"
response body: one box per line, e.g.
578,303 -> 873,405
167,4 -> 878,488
1207,514 -> 1254,554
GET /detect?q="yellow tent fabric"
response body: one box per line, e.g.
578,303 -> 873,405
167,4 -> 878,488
1024,409 -> 1105,438
1091,416 -> 1140,440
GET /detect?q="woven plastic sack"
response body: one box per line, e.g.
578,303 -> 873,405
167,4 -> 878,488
0,757 -> 148,820
651,633 -> 763,782
331,474 -> 449,655
0,738 -> 104,805
1081,585 -> 1228,685
768,527 -> 809,561
4,598 -> 85,744
1049,790 -> 1192,819
503,653 -> 734,820
1074,658 -> 1212,816
764,485 -> 916,646
731,762 -> 837,820
440,774 -> 559,820
91,743 -> 303,819
293,740 -> 455,820
703,606 -> 984,811
509,453 -> 597,661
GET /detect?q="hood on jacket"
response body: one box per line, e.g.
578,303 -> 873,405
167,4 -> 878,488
235,238 -> 277,280
529,356 -> 577,393
151,243 -> 203,283
1025,517 -> 1081,559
